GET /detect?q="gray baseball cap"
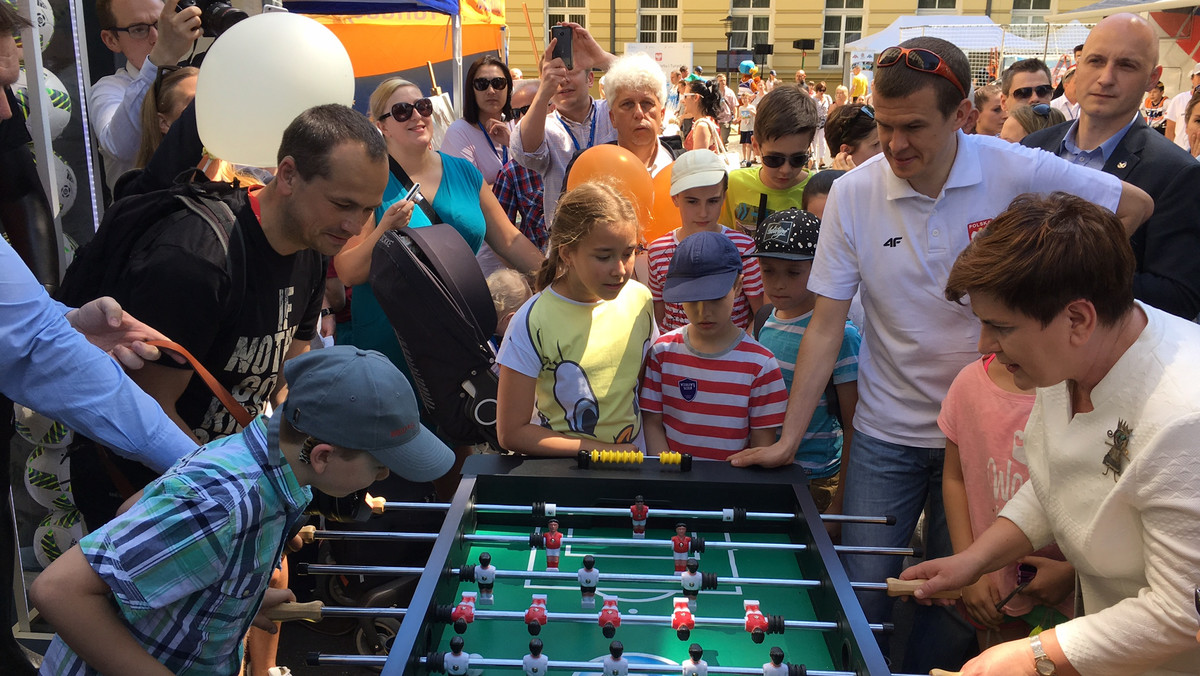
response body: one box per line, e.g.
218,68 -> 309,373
281,346 -> 454,483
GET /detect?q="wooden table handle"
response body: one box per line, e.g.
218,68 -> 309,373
886,577 -> 962,600
365,492 -> 386,515
298,525 -> 316,544
265,600 -> 325,622
930,669 -> 962,675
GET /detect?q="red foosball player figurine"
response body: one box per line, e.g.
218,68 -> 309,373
763,646 -> 787,676
578,554 -> 600,609
598,595 -> 621,638
543,519 -> 563,571
450,591 -> 477,634
630,495 -> 649,539
744,599 -> 768,644
672,523 -> 692,573
524,594 -> 548,636
671,597 -> 696,641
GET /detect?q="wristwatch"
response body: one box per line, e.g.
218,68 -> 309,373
1030,635 -> 1057,676
320,307 -> 334,318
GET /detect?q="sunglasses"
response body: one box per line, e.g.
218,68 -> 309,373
510,104 -> 530,121
876,46 -> 967,98
473,77 -> 508,92
855,104 -> 875,122
380,98 -> 434,123
1030,103 -> 1052,117
1012,84 -> 1054,100
761,152 -> 811,169
106,22 -> 157,40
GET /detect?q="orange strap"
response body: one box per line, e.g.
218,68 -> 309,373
145,339 -> 254,428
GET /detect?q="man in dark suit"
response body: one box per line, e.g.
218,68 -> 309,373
1023,12 -> 1200,320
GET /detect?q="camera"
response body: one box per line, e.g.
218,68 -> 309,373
176,0 -> 248,38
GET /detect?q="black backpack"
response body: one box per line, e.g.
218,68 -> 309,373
752,304 -> 844,428
56,172 -> 246,310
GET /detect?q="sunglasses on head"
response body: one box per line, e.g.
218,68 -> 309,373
152,64 -> 182,106
761,152 -> 811,169
1012,84 -> 1054,100
855,104 -> 875,122
473,77 -> 508,91
876,46 -> 967,98
380,98 -> 434,123
1030,103 -> 1052,117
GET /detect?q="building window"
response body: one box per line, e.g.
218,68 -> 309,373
638,0 -> 679,43
1011,0 -> 1052,24
916,0 -> 957,14
547,0 -> 586,29
822,0 -> 863,68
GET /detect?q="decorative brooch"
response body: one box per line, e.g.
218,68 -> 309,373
1102,419 -> 1133,481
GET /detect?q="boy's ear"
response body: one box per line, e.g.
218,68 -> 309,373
751,136 -> 761,155
733,274 -> 744,296
306,443 -> 338,474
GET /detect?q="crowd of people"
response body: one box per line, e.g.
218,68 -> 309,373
3,1 -> 1200,674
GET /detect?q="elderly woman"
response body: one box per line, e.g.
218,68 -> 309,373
595,51 -> 677,177
904,193 -> 1200,675
334,77 -> 543,372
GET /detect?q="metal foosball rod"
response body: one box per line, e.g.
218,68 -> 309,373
303,651 -> 931,676
294,562 -> 959,600
373,498 -> 895,526
297,526 -> 916,557
265,600 -> 892,633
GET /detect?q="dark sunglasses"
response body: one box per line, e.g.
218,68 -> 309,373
1030,103 -> 1052,117
510,104 -> 530,121
1012,84 -> 1054,100
876,46 -> 967,98
473,77 -> 508,92
380,98 -> 434,123
761,152 -> 811,169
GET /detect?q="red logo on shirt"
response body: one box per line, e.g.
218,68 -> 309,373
967,219 -> 991,241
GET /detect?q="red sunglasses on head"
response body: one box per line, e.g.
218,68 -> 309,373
876,46 -> 967,98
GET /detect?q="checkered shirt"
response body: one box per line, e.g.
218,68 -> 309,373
493,158 -> 548,251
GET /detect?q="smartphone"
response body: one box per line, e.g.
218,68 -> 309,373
550,25 -> 573,70
403,182 -> 422,203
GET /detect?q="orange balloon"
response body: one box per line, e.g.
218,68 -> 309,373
645,162 -> 681,244
565,144 -> 654,232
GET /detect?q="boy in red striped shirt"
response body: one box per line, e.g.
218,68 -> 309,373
640,231 -> 788,460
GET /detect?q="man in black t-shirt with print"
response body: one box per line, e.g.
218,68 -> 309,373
116,104 -> 389,444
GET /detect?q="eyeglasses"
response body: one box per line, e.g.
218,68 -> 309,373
1012,84 -> 1054,101
380,98 -> 434,123
761,152 -> 811,169
473,77 -> 507,92
105,22 -> 157,40
152,65 -> 182,107
1030,103 -> 1052,118
876,46 -> 967,98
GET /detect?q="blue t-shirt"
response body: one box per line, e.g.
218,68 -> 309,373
757,310 -> 861,478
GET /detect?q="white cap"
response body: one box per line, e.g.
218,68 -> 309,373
669,150 -> 727,196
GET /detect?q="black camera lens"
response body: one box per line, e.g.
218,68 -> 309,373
203,2 -> 248,36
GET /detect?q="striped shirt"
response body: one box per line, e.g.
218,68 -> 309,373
641,327 -> 787,459
758,310 -> 861,478
41,415 -> 312,676
647,227 -> 763,332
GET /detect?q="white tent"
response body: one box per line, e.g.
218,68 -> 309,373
846,15 -> 1046,53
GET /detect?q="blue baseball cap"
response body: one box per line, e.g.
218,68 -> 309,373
281,346 -> 454,483
663,231 -> 743,303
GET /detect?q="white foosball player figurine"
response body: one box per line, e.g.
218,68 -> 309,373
522,638 -> 549,675
444,636 -> 470,675
578,554 -> 600,608
680,557 -> 702,610
682,642 -> 708,676
763,646 -> 787,676
603,640 -> 629,676
476,552 -> 497,605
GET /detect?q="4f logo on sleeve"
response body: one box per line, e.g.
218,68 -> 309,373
883,236 -> 903,247
678,378 -> 698,402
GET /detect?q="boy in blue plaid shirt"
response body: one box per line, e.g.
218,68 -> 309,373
32,346 -> 455,675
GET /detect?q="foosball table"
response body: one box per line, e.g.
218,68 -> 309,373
273,454 -> 934,675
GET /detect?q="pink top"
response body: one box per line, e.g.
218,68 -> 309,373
938,355 -> 1073,618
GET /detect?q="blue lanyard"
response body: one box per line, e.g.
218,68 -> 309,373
557,102 -> 597,153
477,121 -> 508,165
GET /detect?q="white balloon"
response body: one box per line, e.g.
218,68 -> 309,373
195,12 -> 355,167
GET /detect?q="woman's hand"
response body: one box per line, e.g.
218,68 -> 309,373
486,118 -> 512,148
832,151 -> 857,171
1018,556 -> 1075,608
379,199 -> 415,232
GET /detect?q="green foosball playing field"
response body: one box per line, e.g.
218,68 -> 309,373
439,522 -> 836,673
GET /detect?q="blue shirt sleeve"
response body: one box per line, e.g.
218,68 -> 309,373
0,239 -> 197,472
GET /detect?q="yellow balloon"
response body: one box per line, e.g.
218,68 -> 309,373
196,12 -> 354,167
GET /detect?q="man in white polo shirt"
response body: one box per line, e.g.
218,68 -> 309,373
730,36 -> 1152,672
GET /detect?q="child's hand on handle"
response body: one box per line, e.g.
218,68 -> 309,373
960,577 -> 1005,629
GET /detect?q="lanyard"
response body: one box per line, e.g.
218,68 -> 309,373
477,121 -> 508,165
557,102 -> 597,153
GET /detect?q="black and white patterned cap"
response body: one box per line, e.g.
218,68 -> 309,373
745,208 -> 821,261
